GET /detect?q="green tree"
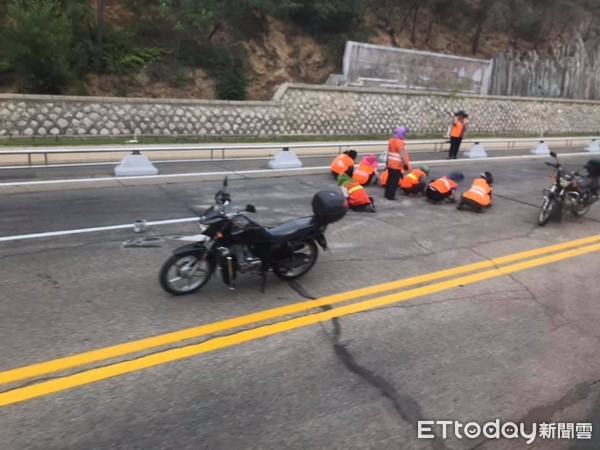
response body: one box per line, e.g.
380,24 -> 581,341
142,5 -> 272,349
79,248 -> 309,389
1,0 -> 74,93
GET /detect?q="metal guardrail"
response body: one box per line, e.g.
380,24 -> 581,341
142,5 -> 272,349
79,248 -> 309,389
0,136 -> 595,166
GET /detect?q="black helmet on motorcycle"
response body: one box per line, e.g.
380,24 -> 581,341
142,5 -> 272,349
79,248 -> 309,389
480,171 -> 493,185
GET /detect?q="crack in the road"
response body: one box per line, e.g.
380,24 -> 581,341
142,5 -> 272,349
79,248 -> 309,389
156,184 -> 201,216
0,240 -> 103,260
288,280 -> 448,450
495,193 -> 600,224
467,377 -> 600,450
468,246 -> 600,341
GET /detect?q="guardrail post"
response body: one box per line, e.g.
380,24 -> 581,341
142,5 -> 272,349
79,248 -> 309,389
44,153 -> 48,165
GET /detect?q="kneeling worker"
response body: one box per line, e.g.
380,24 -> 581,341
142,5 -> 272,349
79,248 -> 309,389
330,150 -> 357,180
458,172 -> 493,212
425,171 -> 464,203
400,166 -> 430,196
353,154 -> 379,185
337,174 -> 376,212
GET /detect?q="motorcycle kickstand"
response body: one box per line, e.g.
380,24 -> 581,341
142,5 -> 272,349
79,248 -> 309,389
260,269 -> 268,293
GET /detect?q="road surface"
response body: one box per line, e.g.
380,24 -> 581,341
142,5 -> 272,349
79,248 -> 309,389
1,155 -> 599,449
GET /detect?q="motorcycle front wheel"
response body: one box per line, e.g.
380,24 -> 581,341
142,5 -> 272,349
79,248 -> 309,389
273,240 -> 318,281
159,251 -> 214,296
538,197 -> 557,226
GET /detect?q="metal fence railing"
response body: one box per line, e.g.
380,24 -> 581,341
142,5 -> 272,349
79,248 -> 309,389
0,136 -> 596,166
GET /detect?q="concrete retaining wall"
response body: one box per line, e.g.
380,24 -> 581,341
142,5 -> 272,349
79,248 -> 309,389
1,84 -> 600,138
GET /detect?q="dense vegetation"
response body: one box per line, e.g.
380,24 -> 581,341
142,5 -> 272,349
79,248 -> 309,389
1,0 -> 599,99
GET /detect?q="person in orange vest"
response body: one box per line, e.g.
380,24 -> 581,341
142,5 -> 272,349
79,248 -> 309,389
400,165 -> 430,196
337,173 -> 375,212
385,126 -> 410,200
457,172 -> 493,212
379,168 -> 400,187
330,149 -> 357,180
447,111 -> 468,160
425,171 -> 464,203
352,154 -> 379,186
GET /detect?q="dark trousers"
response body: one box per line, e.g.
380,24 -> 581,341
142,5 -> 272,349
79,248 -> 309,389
349,197 -> 375,212
448,137 -> 462,159
425,186 -> 449,202
459,196 -> 487,212
401,182 -> 425,195
384,168 -> 402,200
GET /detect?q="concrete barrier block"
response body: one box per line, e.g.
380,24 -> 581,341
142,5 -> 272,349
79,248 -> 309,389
465,142 -> 488,158
114,153 -> 159,176
268,147 -> 302,169
378,152 -> 387,163
584,139 -> 600,153
530,141 -> 551,155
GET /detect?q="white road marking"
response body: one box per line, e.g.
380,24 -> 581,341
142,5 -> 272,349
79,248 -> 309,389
0,218 -> 199,243
0,153 -> 591,189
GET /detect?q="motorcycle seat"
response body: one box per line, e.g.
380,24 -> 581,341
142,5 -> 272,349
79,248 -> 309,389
580,177 -> 598,190
266,217 -> 318,242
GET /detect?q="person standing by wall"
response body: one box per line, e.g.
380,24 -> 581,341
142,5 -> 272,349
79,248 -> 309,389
384,126 -> 410,200
447,111 -> 468,160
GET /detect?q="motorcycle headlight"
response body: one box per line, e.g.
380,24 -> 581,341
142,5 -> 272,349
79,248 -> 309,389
559,177 -> 571,188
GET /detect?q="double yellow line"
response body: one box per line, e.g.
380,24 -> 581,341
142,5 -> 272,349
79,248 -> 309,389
1,234 -> 600,408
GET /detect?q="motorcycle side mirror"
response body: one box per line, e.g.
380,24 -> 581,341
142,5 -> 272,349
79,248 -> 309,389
245,204 -> 256,213
549,151 -> 557,158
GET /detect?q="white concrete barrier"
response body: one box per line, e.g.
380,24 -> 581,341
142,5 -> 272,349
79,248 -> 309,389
530,141 -> 551,155
114,152 -> 158,176
465,142 -> 488,158
268,147 -> 302,169
584,139 -> 600,153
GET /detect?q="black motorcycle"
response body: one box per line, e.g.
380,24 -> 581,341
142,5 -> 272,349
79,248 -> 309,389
538,152 -> 600,226
159,178 -> 348,295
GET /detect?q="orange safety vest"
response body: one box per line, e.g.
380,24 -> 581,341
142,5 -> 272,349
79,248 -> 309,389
462,178 -> 492,206
387,138 -> 410,171
346,180 -> 371,206
400,169 -> 426,189
330,154 -> 354,175
450,118 -> 464,139
379,169 -> 402,187
429,176 -> 457,194
352,161 -> 376,185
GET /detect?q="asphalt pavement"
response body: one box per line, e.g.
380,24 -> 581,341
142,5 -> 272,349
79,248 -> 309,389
1,155 -> 599,449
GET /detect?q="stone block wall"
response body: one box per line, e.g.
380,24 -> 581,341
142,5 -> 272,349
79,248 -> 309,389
1,84 -> 600,138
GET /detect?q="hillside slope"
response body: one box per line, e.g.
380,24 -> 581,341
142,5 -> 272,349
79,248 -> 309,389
1,0 -> 599,100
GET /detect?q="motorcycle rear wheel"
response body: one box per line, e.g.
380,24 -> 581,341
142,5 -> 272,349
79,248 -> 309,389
273,240 -> 318,281
538,198 -> 557,226
159,251 -> 214,296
